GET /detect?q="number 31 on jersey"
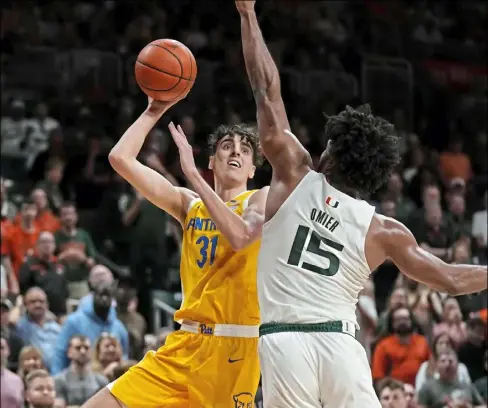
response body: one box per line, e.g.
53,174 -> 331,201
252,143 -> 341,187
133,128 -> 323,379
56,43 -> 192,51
287,225 -> 344,276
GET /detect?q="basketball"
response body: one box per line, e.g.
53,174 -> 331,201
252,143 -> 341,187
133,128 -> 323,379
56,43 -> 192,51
135,39 -> 197,102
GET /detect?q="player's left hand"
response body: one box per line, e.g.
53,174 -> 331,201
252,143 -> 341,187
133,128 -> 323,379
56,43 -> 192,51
168,122 -> 198,177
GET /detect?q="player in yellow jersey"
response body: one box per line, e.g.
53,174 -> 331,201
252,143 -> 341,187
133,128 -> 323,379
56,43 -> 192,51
82,95 -> 268,408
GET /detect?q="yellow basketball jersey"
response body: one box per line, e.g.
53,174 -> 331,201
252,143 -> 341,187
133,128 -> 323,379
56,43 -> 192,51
174,190 -> 260,325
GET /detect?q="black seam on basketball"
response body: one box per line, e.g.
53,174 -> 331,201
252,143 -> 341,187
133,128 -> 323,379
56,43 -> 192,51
147,43 -> 193,80
137,80 -> 193,93
135,60 -> 189,89
173,45 -> 195,100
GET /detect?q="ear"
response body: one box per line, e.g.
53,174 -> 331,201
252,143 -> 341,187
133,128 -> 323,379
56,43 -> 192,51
208,156 -> 214,170
248,165 -> 256,179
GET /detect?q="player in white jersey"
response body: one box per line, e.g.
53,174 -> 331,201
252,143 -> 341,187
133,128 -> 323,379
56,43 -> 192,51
236,1 -> 488,407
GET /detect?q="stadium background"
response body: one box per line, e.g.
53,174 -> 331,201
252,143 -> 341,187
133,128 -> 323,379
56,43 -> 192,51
1,1 -> 486,407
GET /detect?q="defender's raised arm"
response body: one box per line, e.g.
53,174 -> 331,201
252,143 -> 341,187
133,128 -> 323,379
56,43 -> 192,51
236,1 -> 311,180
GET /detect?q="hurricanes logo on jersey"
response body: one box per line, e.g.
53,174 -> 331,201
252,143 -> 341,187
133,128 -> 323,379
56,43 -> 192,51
326,196 -> 339,208
233,392 -> 253,408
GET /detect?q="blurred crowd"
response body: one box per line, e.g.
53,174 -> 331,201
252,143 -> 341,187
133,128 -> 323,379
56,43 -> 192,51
1,1 -> 487,407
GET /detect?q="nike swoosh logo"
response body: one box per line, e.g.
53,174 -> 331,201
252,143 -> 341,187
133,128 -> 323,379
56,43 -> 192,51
228,358 -> 244,363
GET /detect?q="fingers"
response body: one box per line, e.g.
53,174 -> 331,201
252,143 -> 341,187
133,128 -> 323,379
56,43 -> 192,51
168,122 -> 188,145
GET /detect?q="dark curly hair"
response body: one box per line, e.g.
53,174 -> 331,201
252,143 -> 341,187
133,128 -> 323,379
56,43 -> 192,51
323,104 -> 400,195
208,124 -> 263,166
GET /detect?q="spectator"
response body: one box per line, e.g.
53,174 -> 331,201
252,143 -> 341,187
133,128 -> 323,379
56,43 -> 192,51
472,191 -> 487,261
28,102 -> 60,142
51,281 -> 128,374
16,287 -> 61,371
415,332 -> 471,392
54,202 -> 96,300
91,333 -> 123,379
410,203 -> 456,262
78,264 -> 114,310
35,158 -> 65,214
418,349 -> 484,408
115,280 -> 146,358
1,178 -> 17,222
24,369 -> 56,408
17,346 -> 44,380
376,377 -> 408,408
0,335 -> 24,408
439,138 -> 472,184
54,335 -> 108,406
446,193 -> 470,238
1,298 -> 23,371
403,383 -> 418,408
372,306 -> 430,385
19,232 -> 69,317
376,287 -> 408,336
385,172 -> 416,221
432,297 -> 468,350
457,318 -> 487,382
29,189 -> 61,233
1,99 -> 30,159
3,198 -> 40,275
473,351 -> 487,403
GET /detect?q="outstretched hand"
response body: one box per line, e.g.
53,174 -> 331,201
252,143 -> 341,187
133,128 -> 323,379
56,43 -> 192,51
235,0 -> 255,13
168,122 -> 198,177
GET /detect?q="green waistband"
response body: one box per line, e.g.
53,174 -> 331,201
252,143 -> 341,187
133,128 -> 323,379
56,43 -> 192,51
259,321 -> 353,337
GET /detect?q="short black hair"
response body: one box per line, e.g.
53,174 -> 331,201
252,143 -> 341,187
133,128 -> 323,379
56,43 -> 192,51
208,123 -> 263,166
324,104 -> 400,195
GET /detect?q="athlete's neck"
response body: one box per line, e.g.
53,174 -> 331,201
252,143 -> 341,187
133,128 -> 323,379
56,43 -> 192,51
213,179 -> 247,203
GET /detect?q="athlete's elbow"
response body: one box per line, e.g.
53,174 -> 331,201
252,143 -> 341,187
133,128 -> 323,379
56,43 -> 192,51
108,150 -> 130,172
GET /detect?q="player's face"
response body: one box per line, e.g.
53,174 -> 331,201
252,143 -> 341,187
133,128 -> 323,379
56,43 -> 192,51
209,134 -> 255,186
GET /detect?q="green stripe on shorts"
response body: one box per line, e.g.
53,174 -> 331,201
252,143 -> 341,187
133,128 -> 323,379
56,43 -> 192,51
259,321 -> 350,337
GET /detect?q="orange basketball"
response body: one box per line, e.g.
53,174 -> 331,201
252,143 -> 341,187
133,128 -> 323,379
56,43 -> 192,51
135,39 -> 197,102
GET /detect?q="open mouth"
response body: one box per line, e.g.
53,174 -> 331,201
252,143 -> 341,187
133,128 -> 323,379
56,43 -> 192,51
228,160 -> 241,168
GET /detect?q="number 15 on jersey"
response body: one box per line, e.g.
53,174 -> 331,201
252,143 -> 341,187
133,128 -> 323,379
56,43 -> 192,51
287,225 -> 344,276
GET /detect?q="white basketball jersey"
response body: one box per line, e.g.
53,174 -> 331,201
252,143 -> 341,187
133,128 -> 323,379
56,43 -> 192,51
257,171 -> 376,327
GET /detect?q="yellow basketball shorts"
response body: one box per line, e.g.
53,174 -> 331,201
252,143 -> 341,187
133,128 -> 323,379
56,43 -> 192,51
108,322 -> 260,408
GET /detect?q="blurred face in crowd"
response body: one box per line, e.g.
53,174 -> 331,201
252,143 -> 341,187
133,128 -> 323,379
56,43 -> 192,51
453,242 -> 470,264
93,282 -> 115,318
403,383 -> 416,408
37,232 -> 55,258
434,333 -> 453,357
425,204 -> 442,230
381,200 -> 396,218
31,188 -> 49,212
387,173 -> 403,196
68,336 -> 91,366
448,194 -> 465,217
0,303 -> 10,328
209,134 -> 256,187
180,115 -> 195,138
467,321 -> 486,346
20,349 -> 43,375
88,265 -> 113,291
388,288 -> 408,310
392,307 -> 413,336
21,202 -> 38,224
47,163 -> 64,184
443,298 -> 463,324
422,185 -> 440,205
60,205 -> 78,229
437,350 -> 458,381
1,337 -> 9,368
115,285 -> 133,311
379,385 -> 407,408
35,103 -> 49,119
25,288 -> 48,322
98,336 -> 122,364
25,375 -> 56,408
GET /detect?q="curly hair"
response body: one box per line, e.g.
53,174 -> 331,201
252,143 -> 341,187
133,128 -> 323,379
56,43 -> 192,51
324,104 -> 400,195
208,123 -> 263,166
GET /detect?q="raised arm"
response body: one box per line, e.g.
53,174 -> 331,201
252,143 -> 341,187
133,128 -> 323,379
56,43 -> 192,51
237,1 -> 311,180
370,215 -> 487,296
108,99 -> 196,226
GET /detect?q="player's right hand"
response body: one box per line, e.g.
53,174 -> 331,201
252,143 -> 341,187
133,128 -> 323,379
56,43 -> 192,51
146,96 -> 179,116
235,0 -> 256,13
